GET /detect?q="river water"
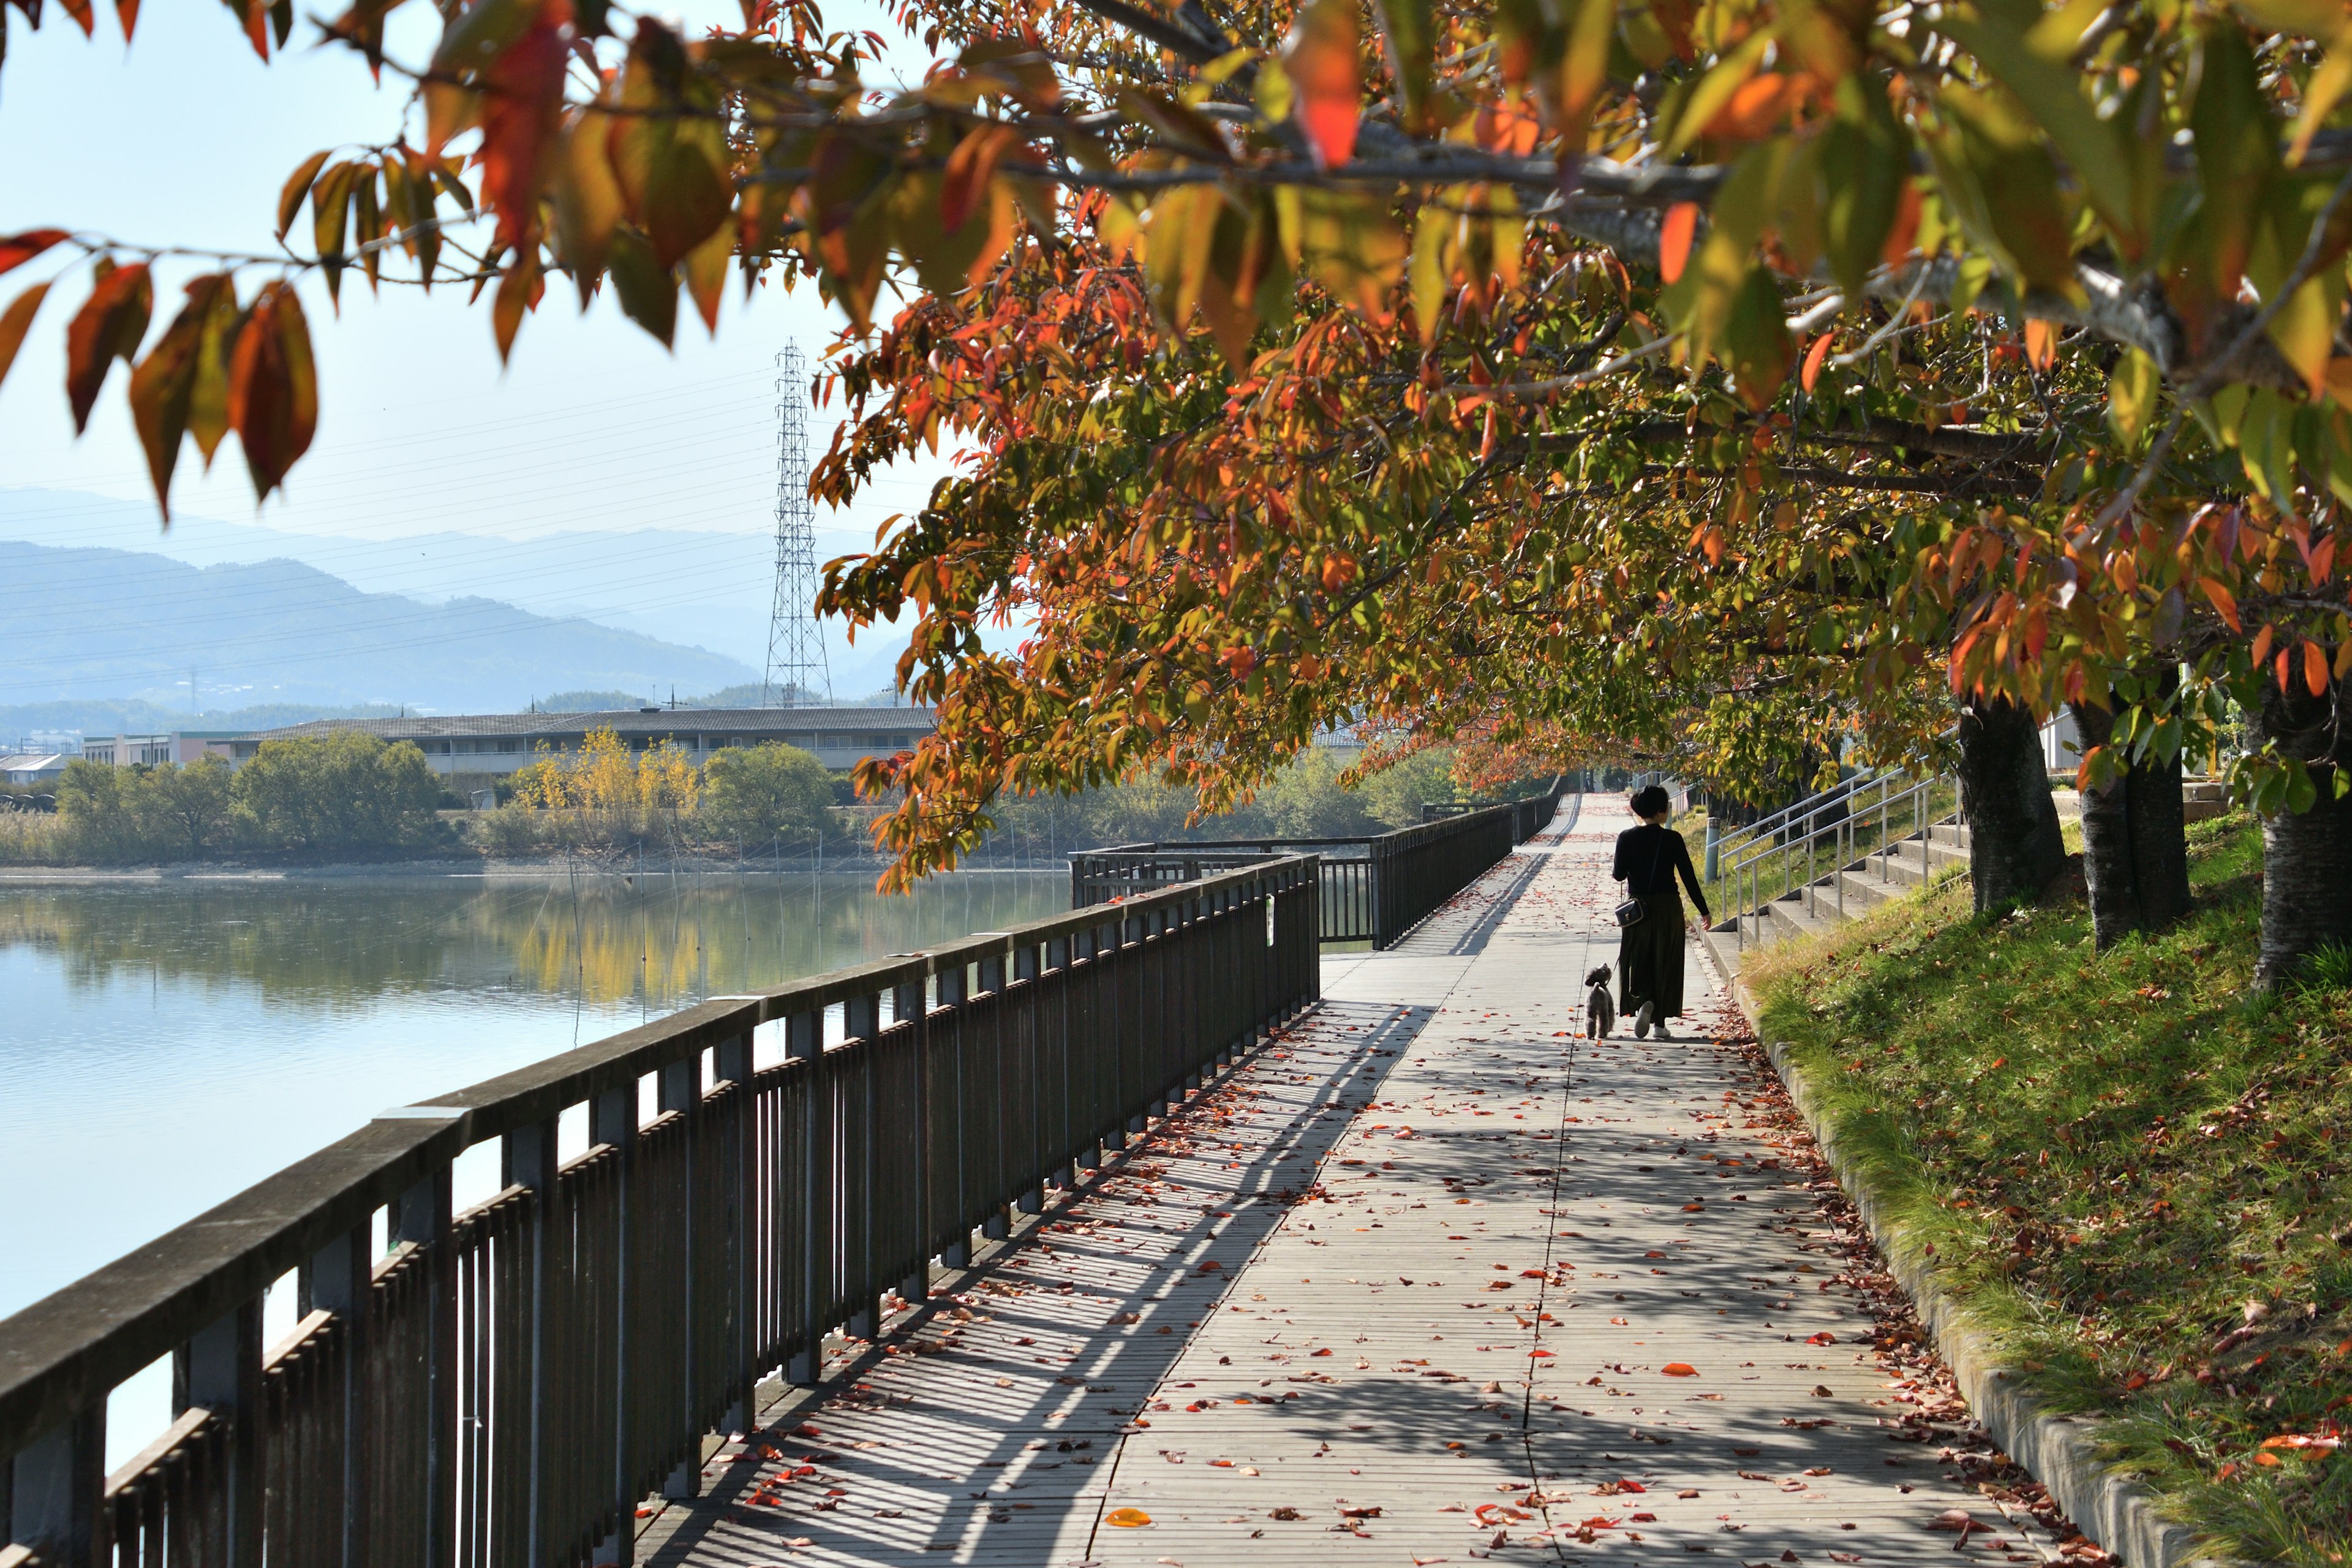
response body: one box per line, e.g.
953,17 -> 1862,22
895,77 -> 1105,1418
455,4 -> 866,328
0,869 -> 1068,1335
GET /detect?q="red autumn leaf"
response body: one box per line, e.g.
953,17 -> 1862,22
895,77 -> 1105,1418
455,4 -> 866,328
0,230 -> 70,279
56,0 -> 95,36
477,1 -> 571,253
942,123 -> 1019,235
65,260 -> 154,433
2305,640 -> 2329,698
225,281 -> 318,502
1659,203 -> 1698,284
1285,0 -> 1361,168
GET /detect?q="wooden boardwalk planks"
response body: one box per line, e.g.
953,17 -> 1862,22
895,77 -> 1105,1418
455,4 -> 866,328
651,802 -> 2059,1567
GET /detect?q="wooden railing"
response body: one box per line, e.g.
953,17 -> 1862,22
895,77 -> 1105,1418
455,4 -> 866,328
0,857 -> 1321,1568
1068,793 -> 1562,948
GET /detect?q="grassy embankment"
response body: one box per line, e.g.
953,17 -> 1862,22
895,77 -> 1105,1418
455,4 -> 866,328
1747,812 -> 2350,1566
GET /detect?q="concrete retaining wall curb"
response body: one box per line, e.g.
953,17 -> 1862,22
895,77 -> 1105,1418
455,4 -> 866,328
1709,951 -> 2237,1568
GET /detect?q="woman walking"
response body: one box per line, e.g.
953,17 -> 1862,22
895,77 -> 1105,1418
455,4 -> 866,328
1613,784 -> 1711,1039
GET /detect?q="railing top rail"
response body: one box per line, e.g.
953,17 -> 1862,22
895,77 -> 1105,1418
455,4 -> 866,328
0,851 -> 1321,1449
1719,770 -> 1957,920
1713,767 -> 1901,853
1722,772 -> 1942,870
1069,797 -> 1547,865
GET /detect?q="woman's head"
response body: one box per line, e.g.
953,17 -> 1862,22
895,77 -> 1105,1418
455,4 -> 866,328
1629,784 -> 1671,821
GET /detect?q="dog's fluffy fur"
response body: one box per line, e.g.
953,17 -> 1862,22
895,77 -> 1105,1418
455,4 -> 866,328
1585,964 -> 1615,1038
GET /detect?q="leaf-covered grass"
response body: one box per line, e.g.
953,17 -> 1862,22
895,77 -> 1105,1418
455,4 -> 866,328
1746,813 -> 2352,1566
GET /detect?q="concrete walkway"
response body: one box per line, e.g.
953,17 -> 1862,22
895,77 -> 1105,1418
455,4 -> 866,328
649,801 -> 2059,1566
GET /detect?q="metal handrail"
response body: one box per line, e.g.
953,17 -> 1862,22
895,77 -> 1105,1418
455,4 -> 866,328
0,857 -> 1322,1568
1724,770 -> 1962,951
1709,766 -> 1904,864
1069,791 -> 1564,948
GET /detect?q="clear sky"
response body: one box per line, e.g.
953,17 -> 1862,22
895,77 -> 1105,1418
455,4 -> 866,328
0,2 -> 951,570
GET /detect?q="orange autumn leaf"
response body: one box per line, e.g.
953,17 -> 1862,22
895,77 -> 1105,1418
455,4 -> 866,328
1106,1507 -> 1153,1527
1800,331 -> 1833,391
2306,640 -> 2329,697
1659,203 -> 1698,285
1661,1362 -> 1699,1376
2024,319 -> 2057,370
1285,0 -> 1361,168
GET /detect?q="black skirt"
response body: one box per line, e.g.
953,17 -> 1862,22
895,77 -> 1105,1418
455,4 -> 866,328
1616,892 -> 1689,1018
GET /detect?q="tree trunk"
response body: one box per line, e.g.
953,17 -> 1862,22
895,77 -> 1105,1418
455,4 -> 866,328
1956,696 -> 2068,914
2069,690 -> 2192,950
2248,677 -> 2352,988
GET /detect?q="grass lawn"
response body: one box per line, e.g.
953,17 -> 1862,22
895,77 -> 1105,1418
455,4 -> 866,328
1746,812 -> 2351,1566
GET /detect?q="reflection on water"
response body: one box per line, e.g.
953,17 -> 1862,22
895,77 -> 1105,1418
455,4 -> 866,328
0,870 -> 1066,1327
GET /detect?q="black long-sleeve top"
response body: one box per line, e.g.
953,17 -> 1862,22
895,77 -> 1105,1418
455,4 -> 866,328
1613,823 -> 1709,921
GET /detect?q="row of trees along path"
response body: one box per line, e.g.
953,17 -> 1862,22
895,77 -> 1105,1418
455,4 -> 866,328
20,0 -> 2352,984
633,802 -> 2085,1567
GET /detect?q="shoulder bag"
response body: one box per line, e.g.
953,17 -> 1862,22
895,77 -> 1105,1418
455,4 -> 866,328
1613,831 -> 1668,928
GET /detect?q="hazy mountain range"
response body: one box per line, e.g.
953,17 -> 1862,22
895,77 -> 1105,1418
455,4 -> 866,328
0,538 -> 755,717
0,488 -> 915,732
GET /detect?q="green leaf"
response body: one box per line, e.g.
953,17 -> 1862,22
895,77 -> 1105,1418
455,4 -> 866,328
609,21 -> 731,269
311,159 -> 360,306
606,224 -> 677,347
1372,0 -> 1433,130
2189,21 -> 2279,300
1288,187 -> 1408,318
1723,264 -> 1793,410
276,149 -> 331,239
1928,85 -> 2082,301
1818,74 -> 1909,298
2107,348 -> 2160,447
1939,11 -> 2143,251
128,274 -> 232,519
554,106 -> 625,308
1660,30 -> 1773,160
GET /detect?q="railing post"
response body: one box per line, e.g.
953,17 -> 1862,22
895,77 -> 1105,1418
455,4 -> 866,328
175,1297 -> 262,1568
842,992 -> 883,1341
982,944 -> 1020,1232
786,1008 -> 826,1387
589,1082 -> 636,1566
711,1025 -> 755,1433
7,1408 -> 105,1568
1013,941 -> 1046,1216
303,1220 -> 374,1568
656,1056 -> 701,1502
892,974 -> 929,1308
396,1165 -> 455,1568
502,1117 -> 559,1568
935,962 -> 971,1270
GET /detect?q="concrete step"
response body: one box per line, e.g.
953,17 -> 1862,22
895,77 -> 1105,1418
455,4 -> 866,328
1870,834 -> 1967,886
1765,893 -> 1836,946
1829,869 -> 1901,911
1928,820 -> 1971,850
1699,921 -> 1743,981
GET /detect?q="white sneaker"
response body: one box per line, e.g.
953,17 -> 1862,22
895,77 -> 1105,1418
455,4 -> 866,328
1634,1001 -> 1654,1039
